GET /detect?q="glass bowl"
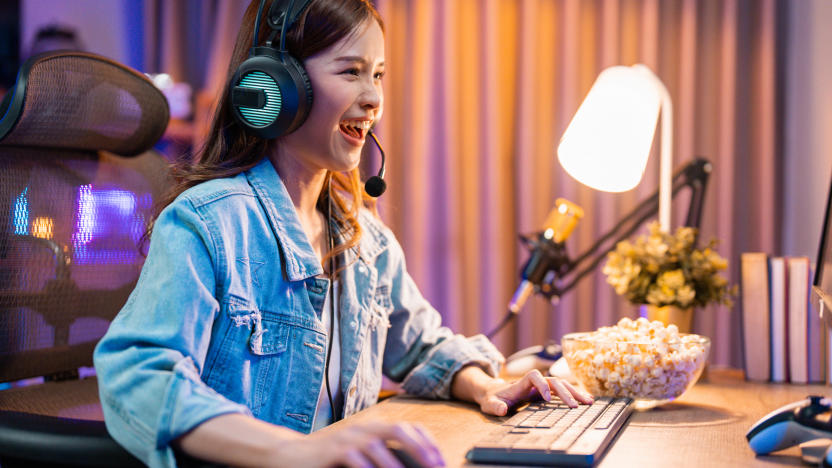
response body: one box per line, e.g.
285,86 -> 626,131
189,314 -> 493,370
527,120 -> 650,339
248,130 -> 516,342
561,327 -> 710,410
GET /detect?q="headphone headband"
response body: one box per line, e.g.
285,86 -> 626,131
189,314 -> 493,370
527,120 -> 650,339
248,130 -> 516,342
267,0 -> 314,50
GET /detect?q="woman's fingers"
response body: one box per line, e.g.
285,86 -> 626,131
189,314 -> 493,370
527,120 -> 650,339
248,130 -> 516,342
340,447 -> 373,468
481,395 -> 510,416
409,423 -> 445,466
484,371 -> 595,419
547,377 -> 579,407
560,379 -> 594,404
361,438 -> 404,468
523,370 -> 552,402
367,422 -> 444,468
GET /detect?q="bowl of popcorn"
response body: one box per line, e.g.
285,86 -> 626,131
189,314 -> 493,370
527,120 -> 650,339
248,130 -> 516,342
561,317 -> 710,410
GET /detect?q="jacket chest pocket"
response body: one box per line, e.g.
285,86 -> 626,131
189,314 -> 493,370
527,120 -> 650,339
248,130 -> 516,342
249,315 -> 289,355
246,314 -> 293,415
369,284 -> 392,332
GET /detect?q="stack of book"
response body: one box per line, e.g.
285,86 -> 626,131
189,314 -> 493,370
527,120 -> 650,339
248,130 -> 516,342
740,253 -> 824,383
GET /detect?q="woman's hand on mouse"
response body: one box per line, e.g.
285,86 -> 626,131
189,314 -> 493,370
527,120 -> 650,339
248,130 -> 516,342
268,420 -> 445,468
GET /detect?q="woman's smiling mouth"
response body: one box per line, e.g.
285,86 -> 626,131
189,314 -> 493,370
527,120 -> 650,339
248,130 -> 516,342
339,119 -> 372,146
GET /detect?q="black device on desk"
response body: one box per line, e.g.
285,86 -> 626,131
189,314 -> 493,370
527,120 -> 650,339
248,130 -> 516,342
814,165 -> 832,330
745,168 -> 832,467
466,397 -> 633,466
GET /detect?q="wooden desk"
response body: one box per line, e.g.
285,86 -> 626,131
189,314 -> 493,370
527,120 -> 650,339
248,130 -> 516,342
326,369 -> 830,467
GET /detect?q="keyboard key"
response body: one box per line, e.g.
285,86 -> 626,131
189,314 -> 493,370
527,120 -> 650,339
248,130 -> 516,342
513,433 -> 557,450
502,410 -> 533,427
499,431 -> 533,448
549,428 -> 585,451
548,404 -> 605,451
594,400 -> 628,429
569,425 -> 612,454
536,408 -> 569,428
517,409 -> 554,428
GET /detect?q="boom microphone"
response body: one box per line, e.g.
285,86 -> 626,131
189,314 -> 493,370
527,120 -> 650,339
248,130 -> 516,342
507,199 -> 584,314
364,130 -> 386,197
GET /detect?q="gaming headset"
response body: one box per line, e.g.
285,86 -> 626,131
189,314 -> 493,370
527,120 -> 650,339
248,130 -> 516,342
229,0 -> 313,139
229,0 -> 387,197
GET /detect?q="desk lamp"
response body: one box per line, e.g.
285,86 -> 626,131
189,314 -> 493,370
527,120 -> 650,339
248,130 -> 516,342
491,64 -> 696,339
557,64 -> 673,232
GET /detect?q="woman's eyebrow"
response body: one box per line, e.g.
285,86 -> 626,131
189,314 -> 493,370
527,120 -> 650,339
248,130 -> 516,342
334,56 -> 385,67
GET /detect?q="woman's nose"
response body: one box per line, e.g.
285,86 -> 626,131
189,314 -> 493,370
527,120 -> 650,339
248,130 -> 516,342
360,81 -> 381,110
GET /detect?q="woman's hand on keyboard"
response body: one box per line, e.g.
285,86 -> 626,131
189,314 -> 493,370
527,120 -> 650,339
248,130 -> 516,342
476,369 -> 594,417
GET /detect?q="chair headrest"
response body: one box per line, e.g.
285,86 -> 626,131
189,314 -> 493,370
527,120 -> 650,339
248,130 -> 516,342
0,51 -> 170,157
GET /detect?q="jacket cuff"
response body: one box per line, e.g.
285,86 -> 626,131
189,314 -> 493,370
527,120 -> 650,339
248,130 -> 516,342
401,334 -> 505,399
157,356 -> 253,449
100,358 -> 252,468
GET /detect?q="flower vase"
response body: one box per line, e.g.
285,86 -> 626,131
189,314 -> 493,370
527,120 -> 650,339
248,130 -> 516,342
641,304 -> 694,333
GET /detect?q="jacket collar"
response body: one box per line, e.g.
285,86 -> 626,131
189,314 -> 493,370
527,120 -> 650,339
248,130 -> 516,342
245,158 -> 324,282
244,157 -> 391,280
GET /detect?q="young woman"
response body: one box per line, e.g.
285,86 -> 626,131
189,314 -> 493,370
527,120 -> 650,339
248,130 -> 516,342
93,1 -> 593,467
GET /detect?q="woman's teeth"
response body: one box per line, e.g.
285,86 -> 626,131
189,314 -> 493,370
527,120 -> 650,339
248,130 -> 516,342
339,120 -> 371,139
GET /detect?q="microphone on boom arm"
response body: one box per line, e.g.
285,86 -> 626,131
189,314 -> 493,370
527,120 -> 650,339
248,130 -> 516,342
364,130 -> 387,197
488,199 -> 584,339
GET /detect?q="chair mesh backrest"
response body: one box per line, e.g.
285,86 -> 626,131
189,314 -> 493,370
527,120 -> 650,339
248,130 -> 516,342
0,148 -> 169,382
0,52 -> 169,156
0,51 -> 172,382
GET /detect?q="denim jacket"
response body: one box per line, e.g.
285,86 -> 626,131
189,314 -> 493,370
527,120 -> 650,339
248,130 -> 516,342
93,157 -> 504,468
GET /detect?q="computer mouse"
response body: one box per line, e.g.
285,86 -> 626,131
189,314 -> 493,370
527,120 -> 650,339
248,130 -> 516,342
747,396 -> 832,455
820,441 -> 832,468
387,444 -> 428,468
505,340 -> 562,375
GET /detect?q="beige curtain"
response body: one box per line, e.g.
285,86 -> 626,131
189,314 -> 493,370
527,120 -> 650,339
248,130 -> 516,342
372,0 -> 782,368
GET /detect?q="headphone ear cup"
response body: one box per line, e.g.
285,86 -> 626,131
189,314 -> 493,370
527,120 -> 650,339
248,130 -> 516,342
229,53 -> 313,139
283,54 -> 313,130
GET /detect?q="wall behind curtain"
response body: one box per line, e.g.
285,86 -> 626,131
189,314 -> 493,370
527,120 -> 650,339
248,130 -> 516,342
373,0 -> 784,368
139,0 -> 246,91
783,0 -> 832,261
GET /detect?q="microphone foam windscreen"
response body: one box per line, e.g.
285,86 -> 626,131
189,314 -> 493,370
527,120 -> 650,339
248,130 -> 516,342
364,176 -> 386,197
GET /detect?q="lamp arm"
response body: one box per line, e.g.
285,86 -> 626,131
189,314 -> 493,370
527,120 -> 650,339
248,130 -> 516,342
657,73 -> 674,232
547,157 -> 712,298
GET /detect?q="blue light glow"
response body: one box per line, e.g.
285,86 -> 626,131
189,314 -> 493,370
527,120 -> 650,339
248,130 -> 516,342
13,187 -> 29,235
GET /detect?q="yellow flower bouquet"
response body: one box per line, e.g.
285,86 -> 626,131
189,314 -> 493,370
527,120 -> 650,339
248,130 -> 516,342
602,222 -> 735,308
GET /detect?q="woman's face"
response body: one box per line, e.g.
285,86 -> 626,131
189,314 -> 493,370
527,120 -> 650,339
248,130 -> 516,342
280,19 -> 385,174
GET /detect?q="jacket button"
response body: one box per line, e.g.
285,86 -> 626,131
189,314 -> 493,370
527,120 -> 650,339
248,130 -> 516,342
349,386 -> 357,397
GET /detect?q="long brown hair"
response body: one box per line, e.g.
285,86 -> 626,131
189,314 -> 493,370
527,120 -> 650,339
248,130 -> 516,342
148,0 -> 384,267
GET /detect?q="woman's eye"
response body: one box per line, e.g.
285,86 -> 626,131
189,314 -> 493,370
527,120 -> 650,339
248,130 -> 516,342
341,68 -> 360,76
374,71 -> 385,80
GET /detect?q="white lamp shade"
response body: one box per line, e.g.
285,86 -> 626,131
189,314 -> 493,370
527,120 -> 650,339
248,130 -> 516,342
557,65 -> 662,193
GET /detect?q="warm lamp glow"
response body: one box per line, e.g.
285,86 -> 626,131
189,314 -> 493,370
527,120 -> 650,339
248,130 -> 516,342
32,216 -> 54,240
557,65 -> 661,192
557,64 -> 673,231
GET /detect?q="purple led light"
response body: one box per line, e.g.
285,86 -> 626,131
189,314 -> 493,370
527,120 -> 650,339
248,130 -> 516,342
74,184 -> 94,245
72,185 -> 148,265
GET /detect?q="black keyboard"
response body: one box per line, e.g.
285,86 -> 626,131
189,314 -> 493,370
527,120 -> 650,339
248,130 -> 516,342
466,397 -> 633,466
